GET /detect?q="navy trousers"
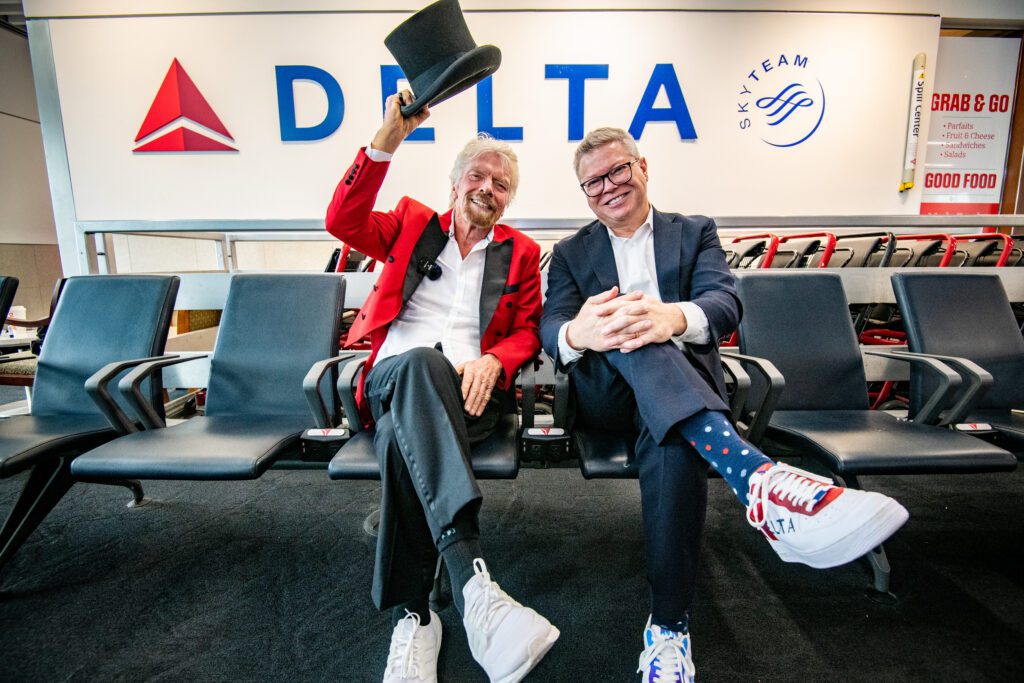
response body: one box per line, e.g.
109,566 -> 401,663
571,341 -> 729,622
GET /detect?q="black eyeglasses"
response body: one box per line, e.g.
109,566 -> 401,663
579,160 -> 639,197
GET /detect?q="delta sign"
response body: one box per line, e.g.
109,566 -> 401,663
133,58 -> 700,152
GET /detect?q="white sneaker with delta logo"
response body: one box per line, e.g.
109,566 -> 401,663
383,610 -> 441,683
637,616 -> 695,683
746,463 -> 909,568
462,559 -> 560,683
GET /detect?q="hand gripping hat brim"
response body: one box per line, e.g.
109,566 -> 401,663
384,0 -> 502,117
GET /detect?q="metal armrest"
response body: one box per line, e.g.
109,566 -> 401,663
85,355 -> 178,434
720,355 -> 751,425
720,350 -> 785,445
336,353 -> 370,433
518,358 -> 537,430
863,349 -> 962,425
888,350 -> 992,425
304,353 -> 357,428
551,366 -> 571,430
116,354 -> 208,429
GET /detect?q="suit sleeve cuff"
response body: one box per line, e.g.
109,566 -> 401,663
365,145 -> 393,163
558,322 -> 584,365
673,302 -> 711,345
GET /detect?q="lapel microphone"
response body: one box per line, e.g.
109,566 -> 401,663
417,257 -> 442,280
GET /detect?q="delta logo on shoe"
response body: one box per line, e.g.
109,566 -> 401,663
746,463 -> 909,569
755,485 -> 840,540
133,59 -> 237,153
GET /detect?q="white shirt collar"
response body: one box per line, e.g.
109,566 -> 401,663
606,206 -> 654,244
449,226 -> 495,254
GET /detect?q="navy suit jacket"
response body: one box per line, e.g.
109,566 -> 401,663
540,208 -> 740,404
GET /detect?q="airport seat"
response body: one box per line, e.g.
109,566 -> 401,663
953,233 -> 1014,267
770,232 -> 837,268
828,231 -> 895,269
71,274 -> 345,482
893,272 -> 1024,457
0,275 -> 179,572
326,354 -> 529,482
724,233 -> 779,269
555,356 -> 753,480
734,270 -> 1016,591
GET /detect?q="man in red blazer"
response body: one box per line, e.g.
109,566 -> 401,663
326,90 -> 557,683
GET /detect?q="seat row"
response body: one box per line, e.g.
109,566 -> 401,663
0,271 -> 1019,599
723,231 -> 1023,269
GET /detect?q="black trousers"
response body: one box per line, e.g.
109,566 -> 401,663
572,342 -> 727,621
364,347 -> 503,610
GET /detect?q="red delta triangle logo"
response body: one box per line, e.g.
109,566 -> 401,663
133,59 -> 237,152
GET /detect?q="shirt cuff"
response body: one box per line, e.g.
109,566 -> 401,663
365,145 -> 393,163
558,322 -> 584,365
673,302 -> 711,345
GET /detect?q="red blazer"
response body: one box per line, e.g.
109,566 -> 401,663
326,148 -> 542,427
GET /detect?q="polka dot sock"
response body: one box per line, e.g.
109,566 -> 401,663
678,410 -> 773,506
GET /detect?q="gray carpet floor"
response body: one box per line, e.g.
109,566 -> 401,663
1,464 -> 1022,681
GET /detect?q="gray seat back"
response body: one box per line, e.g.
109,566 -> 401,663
893,272 -> 1024,412
32,275 -> 179,416
205,273 -> 345,418
736,271 -> 869,410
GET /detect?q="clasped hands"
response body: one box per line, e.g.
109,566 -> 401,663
566,286 -> 687,354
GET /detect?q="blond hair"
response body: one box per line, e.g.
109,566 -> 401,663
573,127 -> 640,177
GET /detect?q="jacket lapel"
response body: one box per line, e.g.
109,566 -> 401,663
653,208 -> 682,303
479,235 -> 514,336
402,213 -> 449,305
583,223 -> 619,292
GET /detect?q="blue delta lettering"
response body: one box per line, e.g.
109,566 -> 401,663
764,517 -> 796,535
276,63 -> 698,142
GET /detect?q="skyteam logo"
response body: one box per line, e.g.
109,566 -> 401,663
737,53 -> 826,148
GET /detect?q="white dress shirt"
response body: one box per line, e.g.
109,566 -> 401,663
557,207 -> 711,364
367,143 -> 491,367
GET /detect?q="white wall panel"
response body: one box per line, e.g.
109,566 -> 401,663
46,10 -> 940,221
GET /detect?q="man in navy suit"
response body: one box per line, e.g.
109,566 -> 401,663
540,128 -> 908,682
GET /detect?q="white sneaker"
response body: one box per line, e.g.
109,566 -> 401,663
746,463 -> 909,568
637,616 -> 695,683
383,610 -> 442,683
462,559 -> 560,683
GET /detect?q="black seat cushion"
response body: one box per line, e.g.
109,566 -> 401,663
766,410 -> 1017,476
328,414 -> 519,480
71,415 -> 309,480
0,415 -> 114,477
574,430 -> 638,479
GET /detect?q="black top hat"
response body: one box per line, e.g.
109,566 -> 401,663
384,0 -> 501,117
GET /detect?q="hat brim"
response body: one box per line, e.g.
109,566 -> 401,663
400,44 -> 501,117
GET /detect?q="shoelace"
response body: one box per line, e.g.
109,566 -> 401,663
464,558 -> 520,637
747,463 -> 833,529
637,629 -> 695,683
385,610 -> 423,678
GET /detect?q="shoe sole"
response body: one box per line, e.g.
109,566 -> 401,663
772,498 -> 909,569
492,624 -> 560,683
